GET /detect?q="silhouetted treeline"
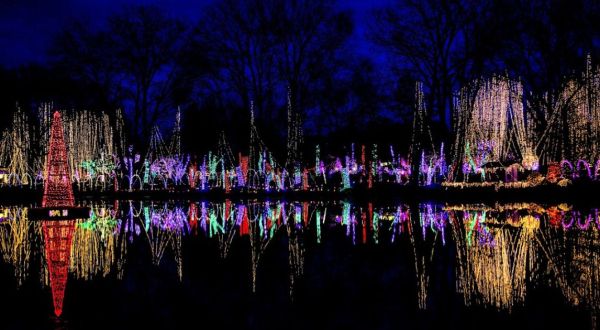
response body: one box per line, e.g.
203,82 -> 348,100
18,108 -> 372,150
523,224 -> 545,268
0,0 -> 599,158
372,0 -> 600,139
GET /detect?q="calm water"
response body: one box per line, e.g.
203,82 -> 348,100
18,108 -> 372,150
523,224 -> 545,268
0,200 -> 598,329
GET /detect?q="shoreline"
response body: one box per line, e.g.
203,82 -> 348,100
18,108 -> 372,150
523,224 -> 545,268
0,181 -> 598,204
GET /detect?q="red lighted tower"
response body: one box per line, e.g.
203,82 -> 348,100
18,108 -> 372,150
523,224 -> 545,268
42,111 -> 75,317
43,112 -> 74,208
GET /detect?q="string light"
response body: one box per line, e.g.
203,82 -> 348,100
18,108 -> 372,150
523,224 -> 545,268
1,59 -> 600,192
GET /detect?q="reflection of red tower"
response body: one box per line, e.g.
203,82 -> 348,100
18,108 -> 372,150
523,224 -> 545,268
43,220 -> 74,317
42,111 -> 75,317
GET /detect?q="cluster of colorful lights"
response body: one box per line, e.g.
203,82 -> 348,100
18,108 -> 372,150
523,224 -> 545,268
0,105 -> 510,191
3,58 -> 600,191
0,104 -> 123,188
452,76 -> 539,183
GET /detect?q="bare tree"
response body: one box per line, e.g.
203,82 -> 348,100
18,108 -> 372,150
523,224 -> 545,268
189,0 -> 353,141
52,5 -> 187,147
191,0 -> 279,124
371,0 -> 491,136
274,0 -> 352,119
495,0 -> 600,161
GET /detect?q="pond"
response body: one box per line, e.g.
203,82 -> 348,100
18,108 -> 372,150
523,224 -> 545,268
0,200 -> 598,329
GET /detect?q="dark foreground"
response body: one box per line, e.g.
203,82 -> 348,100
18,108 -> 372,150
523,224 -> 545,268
1,180 -> 600,203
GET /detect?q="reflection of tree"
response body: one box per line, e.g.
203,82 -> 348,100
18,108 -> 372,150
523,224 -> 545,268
70,204 -> 123,280
147,223 -> 172,267
216,201 -> 236,259
538,217 -> 600,325
287,220 -> 304,299
173,232 -> 183,282
450,210 -> 538,311
142,204 -> 187,267
409,205 -> 433,309
247,203 -> 278,293
0,207 -> 40,286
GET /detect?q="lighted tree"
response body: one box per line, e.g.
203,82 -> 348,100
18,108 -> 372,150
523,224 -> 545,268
452,76 -> 536,178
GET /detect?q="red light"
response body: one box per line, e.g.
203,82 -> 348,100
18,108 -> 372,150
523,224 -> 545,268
42,111 -> 76,317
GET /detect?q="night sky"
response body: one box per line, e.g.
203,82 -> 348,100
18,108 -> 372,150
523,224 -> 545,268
0,0 -> 391,68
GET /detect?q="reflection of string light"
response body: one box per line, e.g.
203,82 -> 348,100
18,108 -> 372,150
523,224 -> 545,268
540,209 -> 600,319
3,200 -> 600,313
451,209 -> 538,311
71,214 -> 121,281
0,207 -> 36,286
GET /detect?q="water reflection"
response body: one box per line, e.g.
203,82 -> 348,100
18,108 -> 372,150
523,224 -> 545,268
1,201 -> 599,325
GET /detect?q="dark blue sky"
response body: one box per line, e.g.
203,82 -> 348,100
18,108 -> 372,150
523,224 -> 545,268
0,0 -> 392,68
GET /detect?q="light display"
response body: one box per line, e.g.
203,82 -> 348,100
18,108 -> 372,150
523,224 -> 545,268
41,112 -> 77,317
0,105 -> 123,190
147,125 -> 168,162
535,56 -> 600,163
0,117 -> 594,193
71,205 -> 121,281
315,145 -> 320,172
341,166 -> 351,190
450,208 -> 538,311
409,81 -> 437,186
452,76 -> 537,180
143,205 -> 181,266
200,158 -> 207,190
170,107 -> 182,156
294,164 -> 302,187
286,87 -> 303,166
1,59 -> 600,193
0,107 -> 31,185
536,208 -> 600,323
287,218 -> 304,298
0,207 -> 35,286
60,107 -> 121,182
